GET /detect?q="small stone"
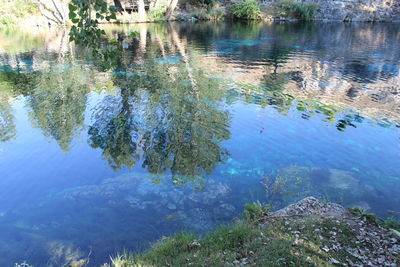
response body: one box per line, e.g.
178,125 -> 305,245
188,241 -> 201,249
330,258 -> 340,265
390,229 -> 400,239
377,257 -> 386,264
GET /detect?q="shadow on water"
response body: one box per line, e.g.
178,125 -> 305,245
0,21 -> 399,265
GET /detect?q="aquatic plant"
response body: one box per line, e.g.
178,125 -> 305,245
230,0 -> 262,20
277,0 -> 317,21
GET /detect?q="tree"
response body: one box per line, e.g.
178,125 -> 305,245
27,66 -> 89,151
137,0 -> 146,18
68,0 -> 117,49
166,0 -> 178,19
0,91 -> 16,143
87,37 -> 231,180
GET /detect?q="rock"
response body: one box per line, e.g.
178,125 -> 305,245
167,203 -> 177,210
213,204 -> 236,219
188,182 -> 230,205
390,229 -> 400,239
272,197 -> 348,218
330,258 -> 340,264
188,241 -> 201,249
328,169 -> 358,190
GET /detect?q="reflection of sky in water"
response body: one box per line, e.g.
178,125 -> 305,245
0,22 -> 400,266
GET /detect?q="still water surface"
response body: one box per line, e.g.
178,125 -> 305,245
0,22 -> 399,265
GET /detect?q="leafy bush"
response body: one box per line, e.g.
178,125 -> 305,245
192,8 -> 225,20
230,0 -> 262,20
278,0 -> 317,21
148,5 -> 168,20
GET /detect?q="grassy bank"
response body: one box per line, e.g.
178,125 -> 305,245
109,199 -> 400,267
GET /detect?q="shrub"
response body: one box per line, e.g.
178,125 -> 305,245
192,8 -> 225,20
230,0 -> 262,20
277,0 -> 317,21
148,5 -> 168,20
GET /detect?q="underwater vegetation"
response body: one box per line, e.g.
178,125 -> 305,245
258,166 -> 400,218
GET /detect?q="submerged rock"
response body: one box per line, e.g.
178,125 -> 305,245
328,169 -> 359,190
268,166 -> 365,208
188,182 -> 230,205
213,203 -> 236,219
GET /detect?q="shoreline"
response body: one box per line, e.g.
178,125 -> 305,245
106,197 -> 400,266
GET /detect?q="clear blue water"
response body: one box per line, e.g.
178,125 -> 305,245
0,22 -> 399,265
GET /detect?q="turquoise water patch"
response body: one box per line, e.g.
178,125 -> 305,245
154,55 -> 182,64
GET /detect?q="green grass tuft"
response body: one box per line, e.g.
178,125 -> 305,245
230,0 -> 262,20
277,0 -> 317,21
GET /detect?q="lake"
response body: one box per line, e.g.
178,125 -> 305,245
0,21 -> 399,266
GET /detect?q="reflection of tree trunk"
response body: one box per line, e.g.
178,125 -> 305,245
138,0 -> 146,18
168,23 -> 199,99
139,26 -> 147,54
135,25 -> 147,62
166,0 -> 178,20
155,35 -> 166,57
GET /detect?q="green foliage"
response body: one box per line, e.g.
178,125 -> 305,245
350,207 -> 400,231
230,0 -> 262,20
148,5 -> 168,20
381,217 -> 400,231
111,214 -> 383,266
68,0 -> 127,71
68,0 -> 116,49
243,201 -> 270,222
120,222 -> 257,266
0,90 -> 16,142
0,0 -> 38,28
88,59 -> 230,175
192,8 -> 225,20
349,207 -> 379,223
262,72 -> 290,91
204,222 -> 257,249
278,0 -> 317,21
